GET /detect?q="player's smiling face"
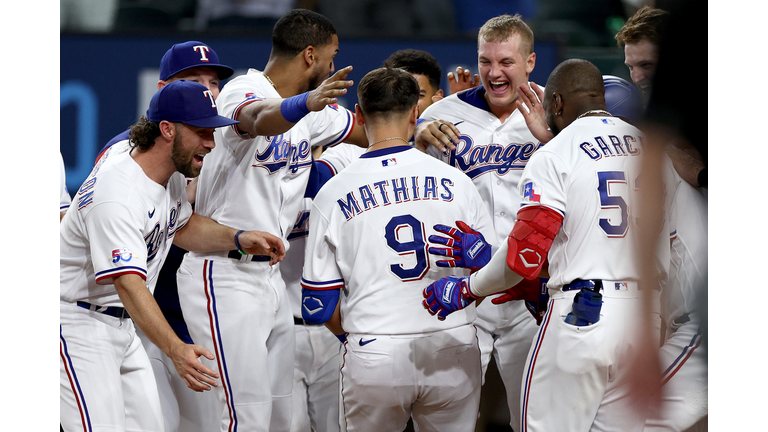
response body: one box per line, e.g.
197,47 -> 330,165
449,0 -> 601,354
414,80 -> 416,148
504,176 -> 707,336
165,67 -> 221,99
478,34 -> 535,113
171,124 -> 216,178
308,34 -> 339,91
624,39 -> 658,95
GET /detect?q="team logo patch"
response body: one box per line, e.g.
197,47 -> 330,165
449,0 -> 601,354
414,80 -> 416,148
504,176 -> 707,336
523,182 -> 541,202
111,248 -> 133,263
382,158 -> 397,167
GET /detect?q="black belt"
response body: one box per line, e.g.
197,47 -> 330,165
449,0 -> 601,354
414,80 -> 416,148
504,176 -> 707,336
77,301 -> 130,319
227,250 -> 272,262
294,316 -> 322,326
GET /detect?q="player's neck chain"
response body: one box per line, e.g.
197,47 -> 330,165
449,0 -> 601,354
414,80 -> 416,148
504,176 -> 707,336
368,137 -> 410,148
262,72 -> 276,89
577,110 -> 613,119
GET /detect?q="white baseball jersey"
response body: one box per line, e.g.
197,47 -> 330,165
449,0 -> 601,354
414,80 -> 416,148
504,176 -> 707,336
519,115 -> 676,289
421,87 -> 542,246
60,146 -> 192,305
194,69 -> 355,250
60,152 -> 72,212
302,145 -> 496,334
519,115 -> 676,432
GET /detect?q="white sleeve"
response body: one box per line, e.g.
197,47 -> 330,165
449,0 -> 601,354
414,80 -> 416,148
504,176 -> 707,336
300,203 -> 343,291
469,240 -> 523,298
60,153 -> 71,211
518,150 -> 567,215
318,143 -> 366,174
85,202 -> 149,285
306,104 -> 356,148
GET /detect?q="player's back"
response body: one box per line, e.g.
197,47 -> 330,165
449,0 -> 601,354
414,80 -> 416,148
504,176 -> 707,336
305,145 -> 495,335
520,116 -> 674,289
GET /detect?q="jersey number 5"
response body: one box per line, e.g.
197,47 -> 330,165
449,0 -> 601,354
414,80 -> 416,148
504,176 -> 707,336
597,171 -> 629,238
385,215 -> 430,281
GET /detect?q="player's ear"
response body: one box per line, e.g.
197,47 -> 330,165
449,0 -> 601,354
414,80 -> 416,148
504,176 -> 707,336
303,46 -> 315,67
432,89 -> 444,103
526,52 -> 536,75
158,120 -> 176,142
354,104 -> 366,125
410,105 -> 419,125
552,93 -> 563,116
157,80 -> 168,91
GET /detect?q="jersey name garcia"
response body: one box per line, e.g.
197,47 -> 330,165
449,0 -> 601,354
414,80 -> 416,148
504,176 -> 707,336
302,146 -> 496,335
60,146 -> 193,306
193,69 -> 355,248
421,87 -> 542,246
518,116 -> 676,290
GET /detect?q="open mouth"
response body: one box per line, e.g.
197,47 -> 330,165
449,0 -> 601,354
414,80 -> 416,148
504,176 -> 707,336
194,153 -> 206,166
489,80 -> 510,95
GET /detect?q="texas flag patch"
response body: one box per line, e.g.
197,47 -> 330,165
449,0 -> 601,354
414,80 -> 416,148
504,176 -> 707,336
382,158 -> 397,167
523,182 -> 541,202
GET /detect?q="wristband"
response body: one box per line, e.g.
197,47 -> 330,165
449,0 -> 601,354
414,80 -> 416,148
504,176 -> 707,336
280,92 -> 311,123
234,230 -> 246,255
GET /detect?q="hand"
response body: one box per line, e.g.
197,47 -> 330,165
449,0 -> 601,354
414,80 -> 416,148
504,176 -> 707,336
428,221 -> 491,270
414,120 -> 461,154
238,230 -> 286,265
447,66 -> 480,95
306,66 -> 354,111
422,275 -> 478,320
170,342 -> 220,392
515,82 -> 554,144
491,277 -> 549,325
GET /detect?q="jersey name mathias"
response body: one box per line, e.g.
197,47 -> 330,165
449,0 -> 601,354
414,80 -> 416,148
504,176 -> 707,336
450,135 -> 540,179
336,175 -> 454,221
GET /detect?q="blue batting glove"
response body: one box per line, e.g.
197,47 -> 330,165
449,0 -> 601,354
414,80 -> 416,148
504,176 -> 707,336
422,275 -> 478,320
428,221 -> 491,270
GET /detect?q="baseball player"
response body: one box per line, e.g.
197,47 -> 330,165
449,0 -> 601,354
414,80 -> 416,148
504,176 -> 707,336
175,9 -> 371,432
422,59 -> 677,432
60,152 -> 71,221
93,40 -> 235,432
60,80 -> 285,432
413,14 -> 553,431
301,67 -> 496,431
383,49 -> 444,116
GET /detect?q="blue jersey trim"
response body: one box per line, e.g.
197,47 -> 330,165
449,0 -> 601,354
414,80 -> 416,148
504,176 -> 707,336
360,145 -> 413,159
457,86 -> 492,112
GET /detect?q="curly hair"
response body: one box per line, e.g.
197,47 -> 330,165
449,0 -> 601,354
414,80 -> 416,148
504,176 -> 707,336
128,116 -> 162,151
383,49 -> 442,92
615,6 -> 670,48
478,14 -> 534,56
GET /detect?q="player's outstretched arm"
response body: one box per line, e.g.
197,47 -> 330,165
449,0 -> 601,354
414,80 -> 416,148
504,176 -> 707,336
173,213 -> 286,265
114,274 -> 220,392
413,120 -> 461,154
516,82 -> 554,144
237,66 -> 355,137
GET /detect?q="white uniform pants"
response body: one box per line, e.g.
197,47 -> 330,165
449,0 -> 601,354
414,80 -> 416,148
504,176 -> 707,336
339,324 -> 481,432
177,255 -> 295,432
474,298 -> 539,431
290,323 -> 342,432
136,328 -> 221,432
60,301 -> 163,432
645,314 -> 707,431
521,286 -> 660,432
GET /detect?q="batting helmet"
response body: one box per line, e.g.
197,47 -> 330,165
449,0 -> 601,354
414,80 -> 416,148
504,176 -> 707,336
603,75 -> 644,124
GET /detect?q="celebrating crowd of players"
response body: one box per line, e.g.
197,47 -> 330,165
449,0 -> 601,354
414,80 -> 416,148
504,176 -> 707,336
60,5 -> 707,432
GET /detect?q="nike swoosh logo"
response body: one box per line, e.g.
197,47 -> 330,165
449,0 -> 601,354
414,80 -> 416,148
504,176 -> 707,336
453,121 -> 464,126
148,208 -> 155,218
359,338 -> 376,346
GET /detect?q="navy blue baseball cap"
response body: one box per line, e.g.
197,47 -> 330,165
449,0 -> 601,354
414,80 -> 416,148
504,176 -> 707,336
159,41 -> 235,81
147,80 -> 240,128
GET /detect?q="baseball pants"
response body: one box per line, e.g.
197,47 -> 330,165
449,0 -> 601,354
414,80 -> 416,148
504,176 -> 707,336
177,254 -> 295,432
339,324 -> 481,432
136,328 -> 221,432
290,323 -> 342,432
60,301 -> 163,432
520,284 -> 661,432
644,313 -> 707,431
474,298 -> 539,431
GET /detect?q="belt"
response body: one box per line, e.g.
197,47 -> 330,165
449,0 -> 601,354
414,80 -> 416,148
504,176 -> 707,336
227,250 -> 272,262
77,301 -> 131,319
294,316 -> 322,326
562,279 -> 640,292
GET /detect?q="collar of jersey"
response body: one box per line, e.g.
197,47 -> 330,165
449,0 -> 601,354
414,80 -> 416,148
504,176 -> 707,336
457,86 -> 492,112
360,145 -> 413,158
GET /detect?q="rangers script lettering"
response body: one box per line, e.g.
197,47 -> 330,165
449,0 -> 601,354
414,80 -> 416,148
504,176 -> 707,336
253,134 -> 312,174
450,134 -> 540,178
